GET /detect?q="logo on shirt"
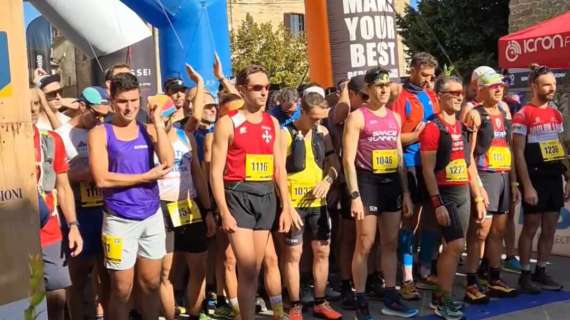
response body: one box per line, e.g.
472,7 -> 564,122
262,129 -> 272,144
239,127 -> 247,134
134,145 -> 148,150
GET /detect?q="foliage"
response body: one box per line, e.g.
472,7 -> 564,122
25,254 -> 45,320
231,13 -> 308,87
397,0 -> 510,79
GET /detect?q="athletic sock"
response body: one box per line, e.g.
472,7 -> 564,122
355,292 -> 368,308
467,273 -> 478,286
403,253 -> 414,282
489,267 -> 501,282
314,296 -> 326,306
229,297 -> 239,313
269,295 -> 284,317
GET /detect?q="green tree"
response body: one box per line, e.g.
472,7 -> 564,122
397,0 -> 509,78
231,13 -> 308,87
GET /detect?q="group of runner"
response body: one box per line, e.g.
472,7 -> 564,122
31,51 -> 566,320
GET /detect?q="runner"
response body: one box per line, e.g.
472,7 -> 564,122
88,72 -> 174,319
343,67 -> 418,319
55,86 -> 110,319
104,63 -> 132,93
419,76 -> 486,320
270,87 -> 301,127
281,87 -> 342,320
36,73 -> 77,129
164,76 -> 188,111
458,66 -> 495,123
210,64 -> 300,320
513,65 -> 568,293
463,73 -> 519,304
391,52 -> 440,299
31,86 -> 83,320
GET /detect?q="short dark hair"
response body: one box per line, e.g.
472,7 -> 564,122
528,64 -> 552,85
236,64 -> 267,86
279,88 -> 299,105
301,92 -> 327,111
219,93 -> 242,106
110,73 -> 139,98
410,52 -> 438,70
434,76 -> 462,94
105,63 -> 132,82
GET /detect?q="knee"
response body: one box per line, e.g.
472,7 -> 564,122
382,236 -> 398,254
238,263 -> 258,283
313,244 -> 330,262
111,280 -> 133,301
263,250 -> 279,270
161,266 -> 172,284
522,221 -> 540,237
139,273 -> 161,292
286,246 -> 303,264
225,254 -> 237,271
446,239 -> 465,256
355,234 -> 374,256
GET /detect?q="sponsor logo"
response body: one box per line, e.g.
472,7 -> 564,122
505,35 -> 570,62
262,130 -> 272,143
133,145 -> 148,150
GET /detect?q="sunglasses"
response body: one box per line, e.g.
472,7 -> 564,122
488,84 -> 505,90
87,107 -> 107,119
247,84 -> 270,92
44,89 -> 63,101
441,90 -> 464,97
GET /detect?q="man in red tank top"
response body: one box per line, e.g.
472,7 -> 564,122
210,64 -> 301,320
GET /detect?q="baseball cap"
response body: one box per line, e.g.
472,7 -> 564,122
163,77 -> 187,93
478,73 -> 505,87
348,75 -> 367,95
78,86 -> 110,114
471,66 -> 496,84
364,67 -> 391,85
38,74 -> 61,89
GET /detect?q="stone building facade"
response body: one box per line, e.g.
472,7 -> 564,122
508,0 -> 570,32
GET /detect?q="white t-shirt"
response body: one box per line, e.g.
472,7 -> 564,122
55,122 -> 89,161
36,112 -> 71,131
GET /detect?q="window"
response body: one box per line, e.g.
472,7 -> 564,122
284,13 -> 304,36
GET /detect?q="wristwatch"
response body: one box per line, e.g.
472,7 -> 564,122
350,190 -> 360,200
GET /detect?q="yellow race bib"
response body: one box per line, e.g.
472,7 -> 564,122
245,154 -> 273,181
166,199 -> 203,227
539,140 -> 565,162
102,234 -> 123,263
79,182 -> 103,207
372,149 -> 399,174
487,146 -> 512,170
445,159 -> 468,182
289,182 -> 323,208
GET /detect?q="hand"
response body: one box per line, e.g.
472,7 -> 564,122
512,185 -> 521,204
402,192 -> 413,218
221,212 -> 237,233
33,68 -> 48,84
523,185 -> 538,206
288,207 -> 304,231
67,225 -> 84,257
205,213 -> 217,237
351,198 -> 365,220
185,64 -> 204,85
413,121 -> 426,135
434,205 -> 450,226
480,187 -> 490,208
213,52 -> 224,81
474,201 -> 486,224
277,207 -> 292,233
148,100 -> 163,124
312,179 -> 332,199
145,163 -> 171,181
565,179 -> 570,200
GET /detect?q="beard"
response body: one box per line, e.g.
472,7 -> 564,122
537,91 -> 555,102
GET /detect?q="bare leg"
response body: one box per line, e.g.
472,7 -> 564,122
184,252 -> 208,316
67,257 -> 97,320
46,289 -> 67,320
135,257 -> 163,320
159,253 -> 176,320
378,211 -> 402,288
352,214 -> 378,293
437,238 -> 465,293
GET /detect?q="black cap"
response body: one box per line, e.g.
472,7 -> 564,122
38,74 -> 61,89
163,77 -> 187,93
364,67 -> 391,85
348,75 -> 367,95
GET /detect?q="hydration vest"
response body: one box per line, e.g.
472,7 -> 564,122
430,116 -> 471,172
473,105 -> 511,156
285,124 -> 325,173
399,89 -> 439,133
38,130 -> 57,194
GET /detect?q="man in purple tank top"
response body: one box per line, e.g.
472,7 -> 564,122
343,67 -> 417,319
88,73 -> 173,320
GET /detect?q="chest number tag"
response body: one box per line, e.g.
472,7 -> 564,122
80,182 -> 103,207
245,154 -> 273,181
372,149 -> 399,174
539,140 -> 565,162
445,159 -> 468,182
290,182 -> 322,208
102,234 -> 123,263
487,146 -> 512,170
166,199 -> 203,227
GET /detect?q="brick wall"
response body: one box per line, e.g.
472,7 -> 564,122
509,0 -> 570,32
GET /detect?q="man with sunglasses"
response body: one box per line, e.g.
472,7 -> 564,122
391,52 -> 440,300
37,74 -> 77,130
55,86 -> 110,319
462,73 -> 519,304
164,77 -> 189,110
513,65 -> 568,293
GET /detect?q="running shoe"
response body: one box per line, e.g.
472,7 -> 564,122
502,256 -> 522,274
206,294 -> 217,315
400,281 -> 421,300
487,279 -> 518,298
301,283 -> 315,305
429,297 -> 464,311
354,304 -> 374,320
198,313 -> 214,320
518,272 -> 541,294
434,294 -> 464,320
381,296 -> 419,318
464,284 -> 489,304
288,304 -> 303,320
175,305 -> 187,317
366,274 -> 385,299
326,286 -> 342,301
341,290 -> 356,310
532,268 -> 563,291
213,303 -> 235,320
313,301 -> 342,320
416,275 -> 438,290
256,296 -> 268,313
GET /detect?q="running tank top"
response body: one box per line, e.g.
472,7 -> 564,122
476,112 -> 511,172
285,128 -> 325,208
224,111 -> 276,182
103,123 -> 159,220
356,107 -> 400,174
156,128 -> 197,202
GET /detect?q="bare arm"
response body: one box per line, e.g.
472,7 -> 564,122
342,110 -> 363,194
322,126 -> 340,181
272,117 -> 291,211
202,132 -> 214,191
56,172 -> 78,224
214,52 -> 239,95
184,65 -> 206,133
421,151 -> 440,197
513,134 -> 532,191
39,90 -> 62,129
210,116 -> 232,218
68,157 -> 92,183
332,83 -> 350,125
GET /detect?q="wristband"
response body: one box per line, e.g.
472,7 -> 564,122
511,182 -> 519,188
430,194 -> 443,208
68,221 -> 80,228
474,196 -> 484,204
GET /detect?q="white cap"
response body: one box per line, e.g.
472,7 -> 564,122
471,66 -> 496,83
303,86 -> 325,98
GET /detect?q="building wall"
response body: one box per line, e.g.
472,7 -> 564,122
509,0 -> 570,32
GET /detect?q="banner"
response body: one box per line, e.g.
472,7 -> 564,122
26,16 -> 52,75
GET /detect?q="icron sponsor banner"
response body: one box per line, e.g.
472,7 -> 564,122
328,0 -> 399,83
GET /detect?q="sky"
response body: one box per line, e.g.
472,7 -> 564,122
410,0 -> 419,9
24,2 -> 41,28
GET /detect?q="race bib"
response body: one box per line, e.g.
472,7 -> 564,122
290,181 -> 323,208
79,182 -> 103,207
372,149 -> 399,174
166,199 -> 203,227
245,154 -> 273,181
445,159 -> 468,182
102,234 -> 123,263
539,140 -> 565,162
487,146 -> 512,170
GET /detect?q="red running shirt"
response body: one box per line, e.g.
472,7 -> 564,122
34,126 -> 69,247
420,117 -> 469,186
512,104 -> 563,143
224,111 -> 276,182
